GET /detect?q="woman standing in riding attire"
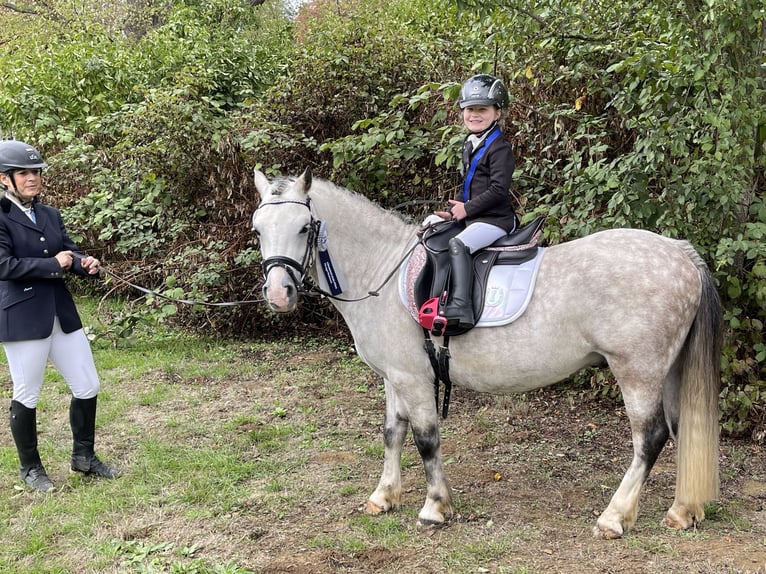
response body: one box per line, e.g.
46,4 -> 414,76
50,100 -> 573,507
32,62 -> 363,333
0,140 -> 120,492
433,74 -> 518,329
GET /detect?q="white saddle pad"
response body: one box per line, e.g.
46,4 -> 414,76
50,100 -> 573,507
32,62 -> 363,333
399,244 -> 546,328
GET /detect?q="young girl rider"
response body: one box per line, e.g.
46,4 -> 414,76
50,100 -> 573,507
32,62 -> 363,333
433,74 -> 518,328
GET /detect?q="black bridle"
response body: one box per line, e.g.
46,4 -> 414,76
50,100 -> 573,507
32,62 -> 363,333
255,199 -> 320,296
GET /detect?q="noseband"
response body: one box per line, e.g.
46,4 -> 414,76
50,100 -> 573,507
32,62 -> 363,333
255,199 -> 320,294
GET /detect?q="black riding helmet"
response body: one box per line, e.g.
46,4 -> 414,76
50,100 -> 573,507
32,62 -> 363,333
459,74 -> 509,110
0,140 -> 48,173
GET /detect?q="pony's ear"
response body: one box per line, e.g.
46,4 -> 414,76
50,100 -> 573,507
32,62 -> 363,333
253,169 -> 270,196
297,166 -> 312,193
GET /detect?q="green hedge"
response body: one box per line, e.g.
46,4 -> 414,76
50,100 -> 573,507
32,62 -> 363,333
0,0 -> 762,435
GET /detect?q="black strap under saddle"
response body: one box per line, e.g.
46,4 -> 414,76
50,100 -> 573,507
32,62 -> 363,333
414,216 -> 545,337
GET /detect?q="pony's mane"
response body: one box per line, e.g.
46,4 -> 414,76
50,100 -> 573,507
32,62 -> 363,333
308,177 -> 414,234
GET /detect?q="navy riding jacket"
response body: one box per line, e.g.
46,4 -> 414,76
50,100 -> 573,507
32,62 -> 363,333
0,198 -> 94,342
461,128 -> 518,232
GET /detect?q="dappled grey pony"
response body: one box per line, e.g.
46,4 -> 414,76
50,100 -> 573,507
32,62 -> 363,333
251,168 -> 722,539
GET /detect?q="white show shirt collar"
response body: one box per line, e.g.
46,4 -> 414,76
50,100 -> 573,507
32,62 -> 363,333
4,193 -> 36,222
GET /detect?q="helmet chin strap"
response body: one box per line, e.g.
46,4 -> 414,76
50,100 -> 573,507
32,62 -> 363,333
3,171 -> 35,208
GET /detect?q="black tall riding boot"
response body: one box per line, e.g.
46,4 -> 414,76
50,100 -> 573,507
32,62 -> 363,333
9,400 -> 55,492
70,396 -> 121,479
441,237 -> 475,328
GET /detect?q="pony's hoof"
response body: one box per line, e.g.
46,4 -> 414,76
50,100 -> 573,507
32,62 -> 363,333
417,517 -> 445,529
663,513 -> 697,530
365,500 -> 386,515
663,514 -> 684,529
592,524 -> 623,540
664,502 -> 702,530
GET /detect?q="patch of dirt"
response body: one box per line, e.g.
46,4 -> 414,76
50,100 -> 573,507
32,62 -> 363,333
261,547 -> 401,574
236,350 -> 765,574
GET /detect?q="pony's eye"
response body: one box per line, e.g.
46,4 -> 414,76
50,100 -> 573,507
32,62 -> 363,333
299,224 -> 311,234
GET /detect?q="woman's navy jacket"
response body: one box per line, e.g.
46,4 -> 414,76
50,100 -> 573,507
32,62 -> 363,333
0,198 -> 93,342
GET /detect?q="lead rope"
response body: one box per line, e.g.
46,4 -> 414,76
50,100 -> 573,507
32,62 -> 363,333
97,265 -> 263,307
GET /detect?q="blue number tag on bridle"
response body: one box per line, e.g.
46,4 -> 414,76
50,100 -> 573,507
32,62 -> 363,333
317,221 -> 345,295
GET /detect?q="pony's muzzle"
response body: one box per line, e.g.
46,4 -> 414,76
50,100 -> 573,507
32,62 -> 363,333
263,267 -> 298,312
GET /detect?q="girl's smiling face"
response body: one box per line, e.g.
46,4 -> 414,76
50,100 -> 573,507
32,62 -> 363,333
462,105 -> 501,134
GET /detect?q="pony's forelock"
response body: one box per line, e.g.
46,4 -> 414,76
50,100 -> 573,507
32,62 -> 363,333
268,176 -> 298,197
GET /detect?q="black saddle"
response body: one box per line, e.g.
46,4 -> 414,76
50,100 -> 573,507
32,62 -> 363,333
415,216 -> 545,337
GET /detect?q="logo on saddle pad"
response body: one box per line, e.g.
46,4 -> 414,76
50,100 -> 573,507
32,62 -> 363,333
399,218 -> 546,337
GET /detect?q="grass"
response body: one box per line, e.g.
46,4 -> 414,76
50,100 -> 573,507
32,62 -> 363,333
0,297 -> 300,573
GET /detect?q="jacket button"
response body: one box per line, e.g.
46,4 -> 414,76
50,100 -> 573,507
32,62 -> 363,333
40,237 -> 46,242
43,250 -> 49,254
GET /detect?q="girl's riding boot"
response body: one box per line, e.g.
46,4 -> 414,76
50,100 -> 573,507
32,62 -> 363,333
9,400 -> 55,492
441,237 -> 475,328
69,396 -> 121,479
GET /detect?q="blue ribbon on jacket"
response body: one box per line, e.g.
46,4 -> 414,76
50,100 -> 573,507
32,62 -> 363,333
462,126 -> 502,202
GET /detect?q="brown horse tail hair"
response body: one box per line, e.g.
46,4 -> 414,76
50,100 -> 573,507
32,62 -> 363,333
675,254 -> 723,517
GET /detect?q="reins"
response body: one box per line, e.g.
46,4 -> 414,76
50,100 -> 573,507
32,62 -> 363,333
391,199 -> 444,212
310,200 -> 438,301
306,241 -> 419,303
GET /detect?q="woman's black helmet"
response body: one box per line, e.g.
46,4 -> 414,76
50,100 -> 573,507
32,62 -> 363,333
0,140 -> 48,173
459,74 -> 509,109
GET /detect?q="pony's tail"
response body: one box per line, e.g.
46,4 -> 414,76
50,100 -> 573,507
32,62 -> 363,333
674,255 -> 722,520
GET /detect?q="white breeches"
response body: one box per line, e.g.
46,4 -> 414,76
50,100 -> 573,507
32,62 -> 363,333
4,317 -> 100,408
455,222 -> 508,254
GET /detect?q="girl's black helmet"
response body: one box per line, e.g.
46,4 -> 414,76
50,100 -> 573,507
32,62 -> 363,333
0,140 -> 48,173
459,74 -> 509,109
